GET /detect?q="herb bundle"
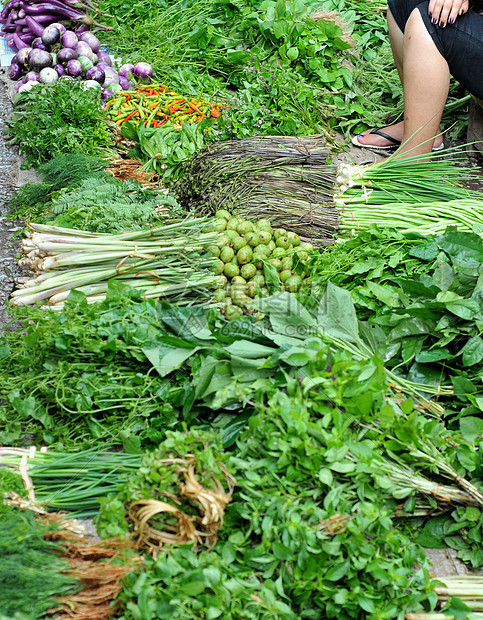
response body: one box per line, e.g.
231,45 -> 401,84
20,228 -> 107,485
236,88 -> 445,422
0,510 -> 79,617
13,219 -> 219,308
4,81 -> 116,168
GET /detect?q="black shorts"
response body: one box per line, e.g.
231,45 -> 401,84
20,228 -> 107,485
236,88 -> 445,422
388,0 -> 483,99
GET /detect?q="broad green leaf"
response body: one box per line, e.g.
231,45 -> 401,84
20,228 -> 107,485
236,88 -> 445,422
415,515 -> 450,548
318,468 -> 333,485
409,240 -> 438,260
460,416 -> 483,443
256,292 -> 316,339
438,231 -> 483,263
366,280 -> 400,307
263,261 -> 283,294
416,348 -> 453,363
194,355 -> 219,399
358,322 -> 387,355
317,281 -> 361,346
224,340 -> 275,359
389,318 -> 435,340
440,596 -> 472,620
461,336 -> 483,366
329,461 -> 355,473
278,348 -> 313,366
143,345 -> 199,377
325,560 -> 350,581
432,261 -> 454,291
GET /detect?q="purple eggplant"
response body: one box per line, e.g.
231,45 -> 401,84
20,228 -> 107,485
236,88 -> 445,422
18,31 -> 36,44
24,70 -> 40,82
96,50 -> 111,66
56,47 -> 75,64
75,24 -> 89,35
65,58 -> 82,77
54,63 -> 65,76
85,65 -> 105,83
8,61 -> 22,80
78,31 -> 100,53
118,75 -> 130,90
132,62 -> 153,80
41,24 -> 60,47
95,61 -> 109,72
102,66 -> 119,88
61,30 -> 78,49
15,76 -> 27,92
50,21 -> 66,36
38,66 -> 58,84
15,46 -> 32,66
75,40 -> 93,59
12,32 -> 30,50
32,37 -> 49,51
24,15 -> 45,37
27,48 -> 53,71
102,88 -> 113,99
18,79 -> 40,93
118,63 -> 134,79
19,1 -> 99,27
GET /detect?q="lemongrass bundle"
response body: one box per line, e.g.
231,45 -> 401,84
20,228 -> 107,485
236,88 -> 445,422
406,577 -> 483,620
12,219 -> 221,308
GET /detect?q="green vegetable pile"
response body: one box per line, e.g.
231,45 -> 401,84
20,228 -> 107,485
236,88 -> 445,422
1,0 -> 483,618
0,509 -> 79,618
4,81 -> 117,168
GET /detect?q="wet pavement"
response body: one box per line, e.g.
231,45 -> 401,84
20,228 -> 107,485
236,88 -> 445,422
0,69 -> 23,332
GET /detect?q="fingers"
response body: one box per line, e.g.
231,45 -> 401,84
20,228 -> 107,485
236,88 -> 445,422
428,0 -> 469,27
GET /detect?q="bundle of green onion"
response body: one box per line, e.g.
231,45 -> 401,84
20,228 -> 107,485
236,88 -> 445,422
334,153 -> 483,238
12,219 -> 221,308
0,446 -> 142,516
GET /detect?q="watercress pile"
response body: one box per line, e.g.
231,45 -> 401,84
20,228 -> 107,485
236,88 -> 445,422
309,228 -> 483,422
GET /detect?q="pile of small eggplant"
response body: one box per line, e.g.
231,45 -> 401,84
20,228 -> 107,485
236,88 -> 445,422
2,1 -> 154,103
0,0 -> 108,48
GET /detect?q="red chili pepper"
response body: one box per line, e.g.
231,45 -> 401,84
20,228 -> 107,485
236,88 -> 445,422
122,109 -> 139,124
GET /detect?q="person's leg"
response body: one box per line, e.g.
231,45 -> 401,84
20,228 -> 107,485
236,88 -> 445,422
355,8 -> 406,148
354,4 -> 444,151
394,7 -> 449,157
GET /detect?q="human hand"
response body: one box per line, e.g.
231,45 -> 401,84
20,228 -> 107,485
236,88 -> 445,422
428,0 -> 469,26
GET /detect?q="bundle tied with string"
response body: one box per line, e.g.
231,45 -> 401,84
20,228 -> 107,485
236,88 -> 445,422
334,151 -> 483,238
128,455 -> 236,557
11,219 -> 222,309
174,135 -> 339,246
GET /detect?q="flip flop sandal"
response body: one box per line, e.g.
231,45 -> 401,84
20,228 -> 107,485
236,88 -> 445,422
351,127 -> 401,152
352,127 -> 445,152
